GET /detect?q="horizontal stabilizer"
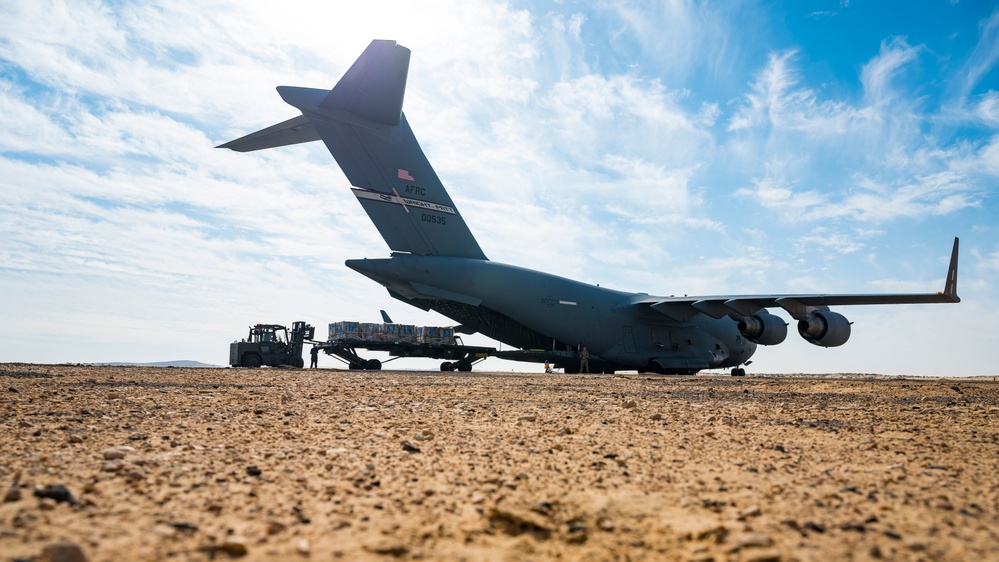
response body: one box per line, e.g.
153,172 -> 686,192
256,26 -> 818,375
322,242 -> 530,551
216,115 -> 320,152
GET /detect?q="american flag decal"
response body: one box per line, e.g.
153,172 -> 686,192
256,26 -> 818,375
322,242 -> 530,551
398,168 -> 415,181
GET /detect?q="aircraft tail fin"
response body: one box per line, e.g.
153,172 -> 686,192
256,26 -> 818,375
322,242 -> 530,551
219,40 -> 487,260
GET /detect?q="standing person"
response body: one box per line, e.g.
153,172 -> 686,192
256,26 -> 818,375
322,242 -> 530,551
310,345 -> 319,369
579,346 -> 589,374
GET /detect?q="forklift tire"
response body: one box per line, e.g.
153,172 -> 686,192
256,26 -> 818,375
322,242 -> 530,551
457,360 -> 472,372
241,353 -> 263,369
440,362 -> 452,371
292,357 -> 305,369
365,359 -> 382,370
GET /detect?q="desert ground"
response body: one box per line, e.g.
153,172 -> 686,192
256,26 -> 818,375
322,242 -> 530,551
2,363 -> 998,562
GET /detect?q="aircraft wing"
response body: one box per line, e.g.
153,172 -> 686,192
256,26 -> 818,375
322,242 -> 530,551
635,238 -> 960,321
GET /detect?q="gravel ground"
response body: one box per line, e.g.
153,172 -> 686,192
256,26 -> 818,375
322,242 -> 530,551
2,363 -> 998,561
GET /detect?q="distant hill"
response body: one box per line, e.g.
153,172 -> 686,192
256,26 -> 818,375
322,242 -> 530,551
95,360 -> 221,368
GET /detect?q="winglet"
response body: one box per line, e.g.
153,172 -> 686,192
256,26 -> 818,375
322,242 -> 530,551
942,237 -> 960,302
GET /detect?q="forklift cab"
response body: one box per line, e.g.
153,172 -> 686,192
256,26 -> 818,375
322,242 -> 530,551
248,324 -> 288,345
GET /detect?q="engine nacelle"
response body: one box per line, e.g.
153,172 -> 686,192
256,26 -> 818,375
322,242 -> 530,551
737,313 -> 788,345
797,310 -> 851,347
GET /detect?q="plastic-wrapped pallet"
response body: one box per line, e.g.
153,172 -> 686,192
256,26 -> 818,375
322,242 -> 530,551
440,327 -> 455,345
329,321 -> 359,340
397,324 -> 416,343
360,323 -> 382,341
381,323 -> 416,343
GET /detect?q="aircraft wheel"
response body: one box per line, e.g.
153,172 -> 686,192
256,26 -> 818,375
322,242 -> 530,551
456,360 -> 472,372
292,357 -> 305,369
366,359 -> 382,370
241,353 -> 262,369
730,367 -> 746,377
440,362 -> 452,371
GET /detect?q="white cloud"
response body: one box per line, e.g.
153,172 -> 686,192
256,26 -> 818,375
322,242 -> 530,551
860,37 -> 919,107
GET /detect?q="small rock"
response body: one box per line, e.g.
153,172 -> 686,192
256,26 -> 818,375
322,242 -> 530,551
556,426 -> 572,436
772,444 -> 786,453
4,487 -> 22,502
402,442 -> 421,453
266,520 -> 287,535
364,539 -> 408,557
803,521 -> 825,533
41,540 -> 88,562
34,484 -> 76,505
246,466 -> 262,477
738,505 -> 762,520
168,521 -> 199,533
124,470 -> 146,482
727,532 -> 773,552
296,539 -> 311,555
8,387 -> 17,393
519,415 -> 537,422
102,448 -> 127,460
218,536 -> 248,556
623,400 -> 637,409
649,413 -> 663,421
101,459 -> 126,472
68,434 -> 84,444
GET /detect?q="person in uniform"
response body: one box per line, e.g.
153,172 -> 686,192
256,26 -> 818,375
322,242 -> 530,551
579,346 -> 589,374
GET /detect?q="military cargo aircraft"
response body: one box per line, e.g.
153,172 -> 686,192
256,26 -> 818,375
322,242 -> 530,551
219,40 -> 960,375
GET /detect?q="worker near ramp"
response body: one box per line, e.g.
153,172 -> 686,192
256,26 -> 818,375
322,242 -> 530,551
310,345 -> 319,368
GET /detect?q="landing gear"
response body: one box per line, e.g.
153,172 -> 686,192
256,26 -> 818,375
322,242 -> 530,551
440,360 -> 473,372
730,367 -> 746,377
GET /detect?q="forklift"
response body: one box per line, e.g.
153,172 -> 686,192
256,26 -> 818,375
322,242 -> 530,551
229,321 -> 315,368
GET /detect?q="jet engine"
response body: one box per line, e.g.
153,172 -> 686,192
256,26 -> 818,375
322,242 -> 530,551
737,313 -> 788,345
797,310 -> 851,347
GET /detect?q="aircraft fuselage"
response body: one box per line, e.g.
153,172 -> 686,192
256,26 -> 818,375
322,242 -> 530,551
346,254 -> 756,372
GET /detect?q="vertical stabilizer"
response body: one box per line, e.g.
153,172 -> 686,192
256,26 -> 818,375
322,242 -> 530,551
218,40 -> 486,260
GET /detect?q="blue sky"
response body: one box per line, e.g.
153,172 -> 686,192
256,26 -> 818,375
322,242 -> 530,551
1,0 -> 997,375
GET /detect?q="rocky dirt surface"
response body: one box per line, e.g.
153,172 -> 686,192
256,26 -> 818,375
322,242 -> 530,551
2,363 -> 998,561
